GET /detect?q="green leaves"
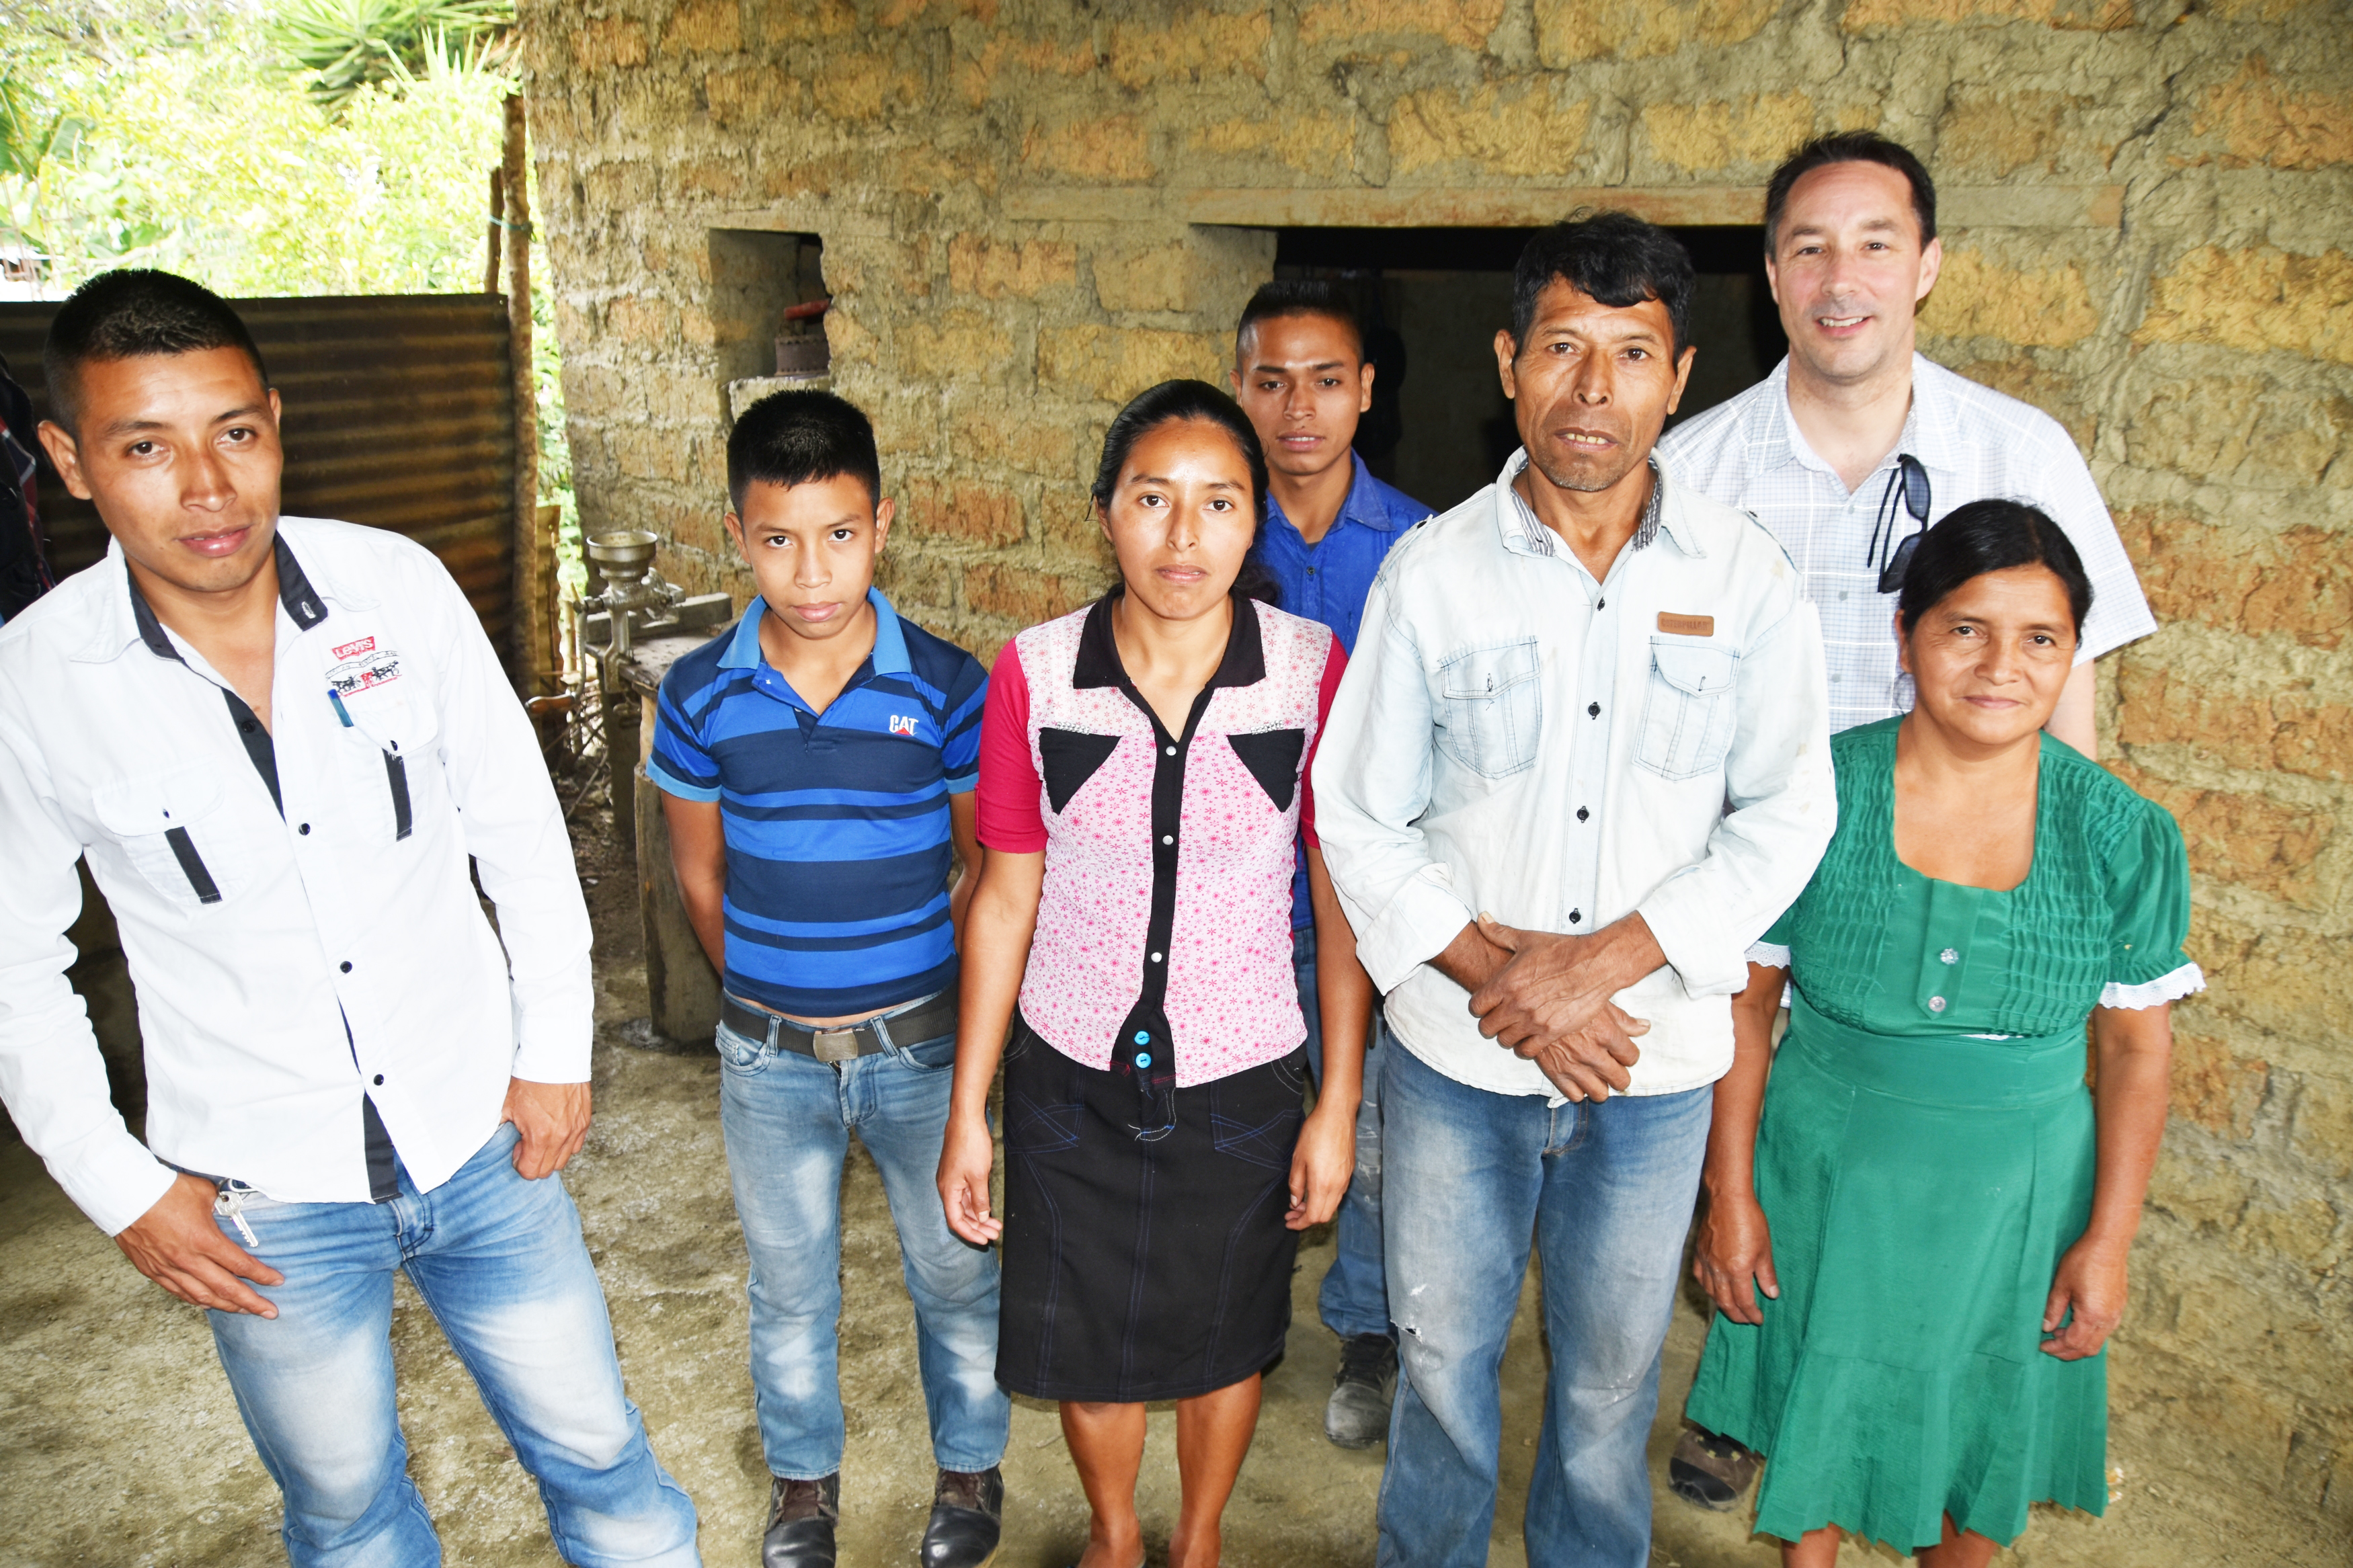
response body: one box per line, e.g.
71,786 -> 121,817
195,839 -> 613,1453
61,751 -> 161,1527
264,0 -> 516,110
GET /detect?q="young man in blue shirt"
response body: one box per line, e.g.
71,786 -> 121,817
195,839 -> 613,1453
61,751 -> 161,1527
649,390 -> 1008,1568
1230,280 -> 1430,1448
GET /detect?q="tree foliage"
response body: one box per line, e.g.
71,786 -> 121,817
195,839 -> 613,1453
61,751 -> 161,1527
264,0 -> 514,110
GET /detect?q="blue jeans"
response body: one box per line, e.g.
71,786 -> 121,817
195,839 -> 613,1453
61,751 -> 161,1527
715,1009 -> 1010,1479
206,1122 -> 700,1568
1377,1042 -> 1711,1568
1293,923 -> 1390,1341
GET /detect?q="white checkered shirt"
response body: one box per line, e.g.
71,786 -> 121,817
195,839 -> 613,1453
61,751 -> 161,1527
1659,355 -> 2153,735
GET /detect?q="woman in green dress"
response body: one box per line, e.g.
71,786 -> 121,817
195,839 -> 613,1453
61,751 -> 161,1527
1685,499 -> 2196,1566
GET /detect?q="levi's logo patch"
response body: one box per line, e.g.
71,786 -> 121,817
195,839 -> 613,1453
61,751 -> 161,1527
888,714 -> 920,737
1657,612 -> 1715,637
332,636 -> 377,660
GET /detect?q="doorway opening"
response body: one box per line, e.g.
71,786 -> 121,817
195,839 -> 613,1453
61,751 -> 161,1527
1271,226 -> 1786,514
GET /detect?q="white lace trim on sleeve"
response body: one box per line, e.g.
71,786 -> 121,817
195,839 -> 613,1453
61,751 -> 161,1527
2100,962 -> 2205,1011
1746,941 -> 1792,969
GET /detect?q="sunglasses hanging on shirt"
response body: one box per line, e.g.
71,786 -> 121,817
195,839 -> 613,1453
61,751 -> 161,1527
1866,453 -> 1931,595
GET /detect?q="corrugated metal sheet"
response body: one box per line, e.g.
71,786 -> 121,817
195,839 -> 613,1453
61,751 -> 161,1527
0,295 -> 518,652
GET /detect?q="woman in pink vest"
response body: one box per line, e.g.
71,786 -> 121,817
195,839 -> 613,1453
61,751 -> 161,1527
939,379 -> 1373,1568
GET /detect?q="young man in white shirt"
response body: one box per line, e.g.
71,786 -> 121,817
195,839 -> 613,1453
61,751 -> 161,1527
1654,130 -> 2155,1512
1659,131 -> 2152,757
1314,214 -> 1834,1568
0,271 -> 699,1566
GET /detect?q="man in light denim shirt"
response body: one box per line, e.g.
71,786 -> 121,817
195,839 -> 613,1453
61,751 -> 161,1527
1312,215 -> 1835,1568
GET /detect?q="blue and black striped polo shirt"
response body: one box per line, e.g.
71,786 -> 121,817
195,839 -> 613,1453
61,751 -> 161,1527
647,589 -> 987,1018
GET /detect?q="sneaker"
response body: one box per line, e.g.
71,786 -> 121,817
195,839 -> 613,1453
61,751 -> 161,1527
1667,1426 -> 1762,1511
762,1473 -> 840,1568
1324,1332 -> 1397,1448
920,1465 -> 1004,1568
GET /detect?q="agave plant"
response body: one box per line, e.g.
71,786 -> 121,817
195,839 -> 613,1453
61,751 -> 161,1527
266,0 -> 515,110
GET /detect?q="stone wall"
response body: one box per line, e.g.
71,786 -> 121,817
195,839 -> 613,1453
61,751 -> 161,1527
519,0 -> 2352,1543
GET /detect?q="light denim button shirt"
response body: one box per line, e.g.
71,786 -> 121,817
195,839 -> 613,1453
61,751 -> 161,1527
1312,452 -> 1837,1100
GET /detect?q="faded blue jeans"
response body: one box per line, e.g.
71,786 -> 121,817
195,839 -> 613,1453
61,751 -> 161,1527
1377,1042 -> 1711,1568
1293,923 -> 1390,1342
205,1121 -> 701,1568
715,1008 -> 1009,1480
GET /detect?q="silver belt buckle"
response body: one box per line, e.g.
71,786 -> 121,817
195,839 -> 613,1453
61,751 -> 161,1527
811,1028 -> 861,1064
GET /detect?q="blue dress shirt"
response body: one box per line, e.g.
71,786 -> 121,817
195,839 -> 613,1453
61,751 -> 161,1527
1259,450 -> 1429,927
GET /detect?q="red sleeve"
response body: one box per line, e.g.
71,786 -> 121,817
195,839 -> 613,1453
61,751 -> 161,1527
1299,633 -> 1347,850
976,638 -> 1048,853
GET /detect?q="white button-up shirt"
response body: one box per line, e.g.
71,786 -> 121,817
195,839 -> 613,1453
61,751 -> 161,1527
0,518 -> 592,1234
1659,354 -> 2154,735
1313,455 -> 1836,1100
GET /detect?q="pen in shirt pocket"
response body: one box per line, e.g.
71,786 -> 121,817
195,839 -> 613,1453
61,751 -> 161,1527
328,688 -> 354,727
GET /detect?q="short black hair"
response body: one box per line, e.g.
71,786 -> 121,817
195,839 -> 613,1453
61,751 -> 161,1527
42,269 -> 270,436
1090,378 -> 1281,606
1896,499 -> 2093,638
1763,131 -> 1938,255
1236,280 -> 1364,361
727,388 -> 881,513
1509,212 -> 1695,358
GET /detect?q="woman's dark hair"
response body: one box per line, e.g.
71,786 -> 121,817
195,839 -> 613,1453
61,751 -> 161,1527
1896,499 -> 2093,639
1090,378 -> 1281,605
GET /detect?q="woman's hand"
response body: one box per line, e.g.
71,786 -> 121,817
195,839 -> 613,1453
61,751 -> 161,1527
2041,1235 -> 2129,1360
937,1110 -> 1001,1246
1285,1099 -> 1357,1231
1692,1188 -> 1779,1325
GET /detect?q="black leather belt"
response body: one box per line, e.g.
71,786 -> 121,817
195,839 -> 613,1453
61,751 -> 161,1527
721,989 -> 958,1064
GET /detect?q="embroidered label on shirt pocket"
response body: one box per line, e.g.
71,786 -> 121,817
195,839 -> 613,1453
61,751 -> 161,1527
1437,639 -> 1543,780
92,764 -> 247,907
1635,636 -> 1738,782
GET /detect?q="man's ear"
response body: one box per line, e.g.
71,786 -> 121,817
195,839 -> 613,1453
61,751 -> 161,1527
35,420 -> 93,501
1914,235 -> 1944,304
1493,329 -> 1519,401
721,509 -> 746,558
871,495 -> 895,552
1357,359 -> 1375,415
1665,343 -> 1698,416
1228,364 -> 1244,399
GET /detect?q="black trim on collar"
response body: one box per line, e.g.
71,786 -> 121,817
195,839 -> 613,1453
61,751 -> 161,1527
1070,587 -> 1268,692
124,530 -> 327,661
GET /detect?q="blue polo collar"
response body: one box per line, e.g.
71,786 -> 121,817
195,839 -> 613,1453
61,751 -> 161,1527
722,587 -> 908,675
1268,450 -> 1404,540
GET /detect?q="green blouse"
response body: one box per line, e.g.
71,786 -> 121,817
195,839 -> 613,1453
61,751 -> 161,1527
1765,718 -> 2196,1040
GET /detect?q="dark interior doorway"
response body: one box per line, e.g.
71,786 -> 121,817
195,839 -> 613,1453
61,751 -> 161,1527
1272,226 -> 1786,514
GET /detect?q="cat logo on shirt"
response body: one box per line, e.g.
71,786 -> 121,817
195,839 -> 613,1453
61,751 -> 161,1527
889,714 -> 920,737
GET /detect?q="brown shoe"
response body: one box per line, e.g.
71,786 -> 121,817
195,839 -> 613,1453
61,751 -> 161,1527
1667,1426 -> 1761,1512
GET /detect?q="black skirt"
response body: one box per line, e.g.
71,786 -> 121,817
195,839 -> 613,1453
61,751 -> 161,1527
996,1018 -> 1308,1403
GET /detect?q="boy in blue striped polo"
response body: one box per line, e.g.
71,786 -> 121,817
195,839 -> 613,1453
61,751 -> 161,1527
647,390 -> 1009,1568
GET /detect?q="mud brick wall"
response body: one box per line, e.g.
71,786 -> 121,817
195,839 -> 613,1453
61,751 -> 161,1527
518,0 -> 2351,1536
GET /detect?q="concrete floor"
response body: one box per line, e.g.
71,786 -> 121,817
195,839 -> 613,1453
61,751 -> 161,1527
0,811 -> 2315,1567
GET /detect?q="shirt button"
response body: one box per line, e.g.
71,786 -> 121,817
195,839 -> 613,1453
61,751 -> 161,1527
340,961 -> 354,973
1133,1030 -> 1150,1044
1587,702 -> 1601,718
1150,952 -> 1163,962
1162,834 -> 1174,845
1940,948 -> 1959,965
1597,597 -> 1605,610
1135,1053 -> 1152,1068
1164,745 -> 1176,757
1576,807 -> 1589,822
298,823 -> 311,835
372,1074 -> 385,1085
1569,909 -> 1582,924
1929,995 -> 1947,1013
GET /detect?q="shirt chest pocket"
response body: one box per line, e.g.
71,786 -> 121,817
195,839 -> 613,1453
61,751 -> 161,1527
91,764 -> 250,907
333,684 -> 436,845
1636,637 -> 1738,782
1437,639 -> 1543,780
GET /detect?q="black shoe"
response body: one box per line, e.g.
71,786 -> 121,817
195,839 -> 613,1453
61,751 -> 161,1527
1667,1426 -> 1761,1512
762,1473 -> 840,1568
921,1465 -> 1004,1568
1325,1332 -> 1398,1448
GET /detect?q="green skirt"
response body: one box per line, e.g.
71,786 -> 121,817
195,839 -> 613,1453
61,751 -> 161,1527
1686,997 -> 2108,1550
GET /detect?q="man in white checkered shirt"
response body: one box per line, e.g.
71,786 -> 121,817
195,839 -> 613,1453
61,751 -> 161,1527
1654,130 -> 2155,1513
1661,132 -> 2151,760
